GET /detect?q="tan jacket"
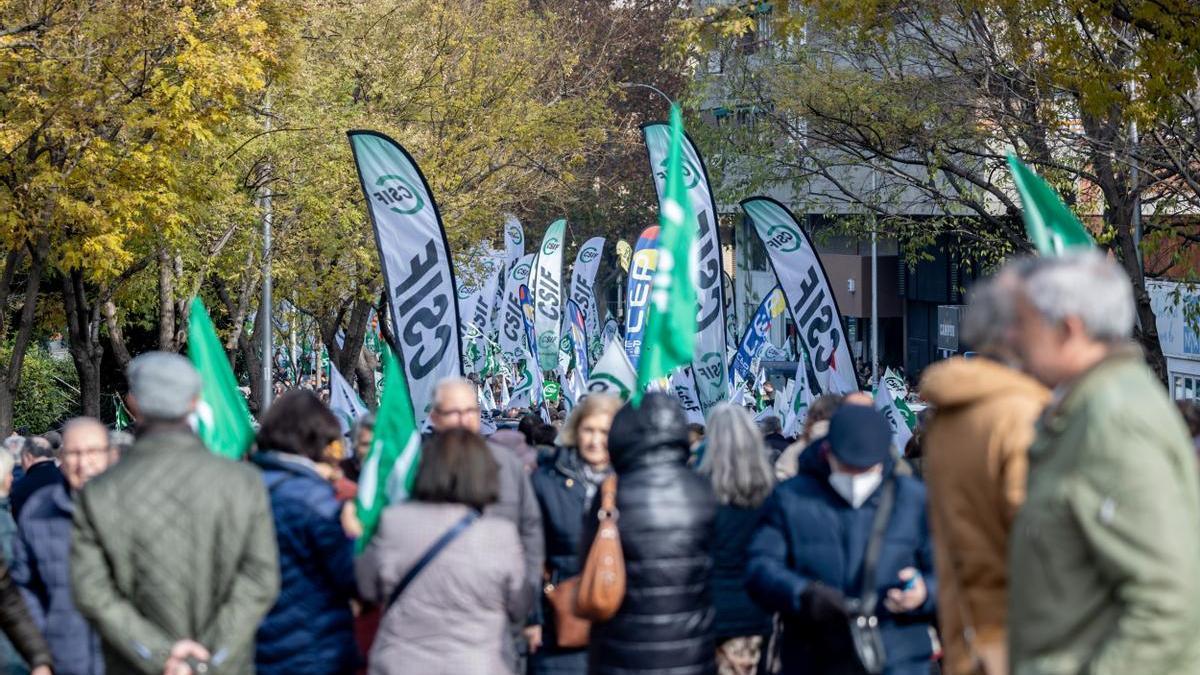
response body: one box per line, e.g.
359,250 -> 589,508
356,502 -> 530,675
919,357 -> 1049,675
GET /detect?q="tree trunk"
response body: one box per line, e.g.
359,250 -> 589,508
103,300 -> 133,371
212,273 -> 264,414
355,352 -> 378,409
61,268 -> 104,418
0,236 -> 49,436
158,246 -> 177,351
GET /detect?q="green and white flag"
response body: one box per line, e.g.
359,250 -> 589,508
874,367 -> 915,452
1007,153 -> 1094,256
356,346 -> 420,553
644,107 -> 729,411
187,297 -> 254,460
587,339 -> 637,401
531,219 -> 567,372
329,364 -> 369,440
783,354 -> 814,437
635,104 -> 697,403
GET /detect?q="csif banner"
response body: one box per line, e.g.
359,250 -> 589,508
569,236 -> 605,362
624,226 -> 659,369
499,254 -> 535,364
503,214 -> 525,268
731,286 -> 786,383
643,122 -> 730,412
531,219 -> 566,372
740,197 -> 859,395
347,130 -> 463,426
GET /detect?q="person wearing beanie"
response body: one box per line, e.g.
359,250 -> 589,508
746,404 -> 937,675
580,393 -> 718,675
70,352 -> 280,675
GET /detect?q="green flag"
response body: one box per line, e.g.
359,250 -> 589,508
1007,153 -> 1094,255
355,345 -> 420,553
187,297 -> 254,460
634,104 -> 697,403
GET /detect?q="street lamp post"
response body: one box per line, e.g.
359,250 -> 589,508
870,170 -> 879,387
260,93 -> 274,412
617,82 -> 673,108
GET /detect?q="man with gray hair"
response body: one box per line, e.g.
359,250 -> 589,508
1006,252 -> 1200,674
918,270 -> 1050,675
71,352 -> 279,675
10,434 -> 64,522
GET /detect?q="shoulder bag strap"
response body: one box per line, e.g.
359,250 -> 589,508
859,478 -> 896,616
386,509 -> 480,610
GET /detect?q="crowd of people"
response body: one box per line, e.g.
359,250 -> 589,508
0,250 -> 1198,675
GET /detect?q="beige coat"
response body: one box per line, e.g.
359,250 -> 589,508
919,357 -> 1049,675
356,502 -> 529,675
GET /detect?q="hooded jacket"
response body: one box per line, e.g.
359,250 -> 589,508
747,442 -> 937,675
581,393 -> 718,675
919,357 -> 1049,675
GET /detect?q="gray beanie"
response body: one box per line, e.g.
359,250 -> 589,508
127,352 -> 202,421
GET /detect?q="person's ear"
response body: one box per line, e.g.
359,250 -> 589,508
125,394 -> 143,423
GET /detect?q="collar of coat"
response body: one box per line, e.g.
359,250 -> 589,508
1041,342 -> 1144,432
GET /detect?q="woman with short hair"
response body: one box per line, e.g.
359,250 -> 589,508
357,428 -> 530,674
252,390 -> 359,674
528,394 -> 621,674
700,404 -> 776,675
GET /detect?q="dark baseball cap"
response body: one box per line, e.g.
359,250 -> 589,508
826,405 -> 892,469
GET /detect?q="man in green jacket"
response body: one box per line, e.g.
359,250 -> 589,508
70,352 -> 279,675
1007,252 -> 1200,675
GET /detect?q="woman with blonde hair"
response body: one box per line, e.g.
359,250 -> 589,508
700,403 -> 776,675
528,394 -> 622,674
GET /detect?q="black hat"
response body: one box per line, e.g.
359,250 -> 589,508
607,392 -> 689,472
826,405 -> 892,469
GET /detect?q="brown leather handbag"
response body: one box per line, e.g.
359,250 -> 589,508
573,475 -> 625,621
544,575 -> 590,648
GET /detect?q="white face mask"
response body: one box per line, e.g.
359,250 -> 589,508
829,469 -> 883,508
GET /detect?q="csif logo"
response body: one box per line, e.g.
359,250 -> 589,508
656,155 -> 701,190
765,223 -> 801,253
543,238 -> 560,256
579,246 -> 599,264
372,174 -> 424,215
512,263 -> 531,281
696,351 -> 725,394
457,285 -> 473,300
507,224 -> 522,245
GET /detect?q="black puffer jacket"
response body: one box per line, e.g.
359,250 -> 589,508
582,393 -> 719,675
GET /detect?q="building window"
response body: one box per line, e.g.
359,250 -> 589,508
1173,374 -> 1199,402
741,215 -> 769,271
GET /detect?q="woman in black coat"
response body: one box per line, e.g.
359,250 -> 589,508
698,404 -> 776,675
582,393 -> 719,675
528,394 -> 621,674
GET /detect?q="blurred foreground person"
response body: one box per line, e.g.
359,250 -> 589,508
71,352 -> 280,675
251,391 -> 358,674
14,417 -> 116,675
699,405 -> 775,675
747,405 -> 936,675
356,429 -> 529,674
529,394 -> 620,674
1007,252 -> 1200,674
919,273 -> 1050,675
583,393 -> 718,675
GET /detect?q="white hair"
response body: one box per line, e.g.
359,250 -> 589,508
0,451 -> 13,496
1014,251 -> 1135,342
961,272 -> 1018,353
700,404 -> 775,508
433,377 -> 477,405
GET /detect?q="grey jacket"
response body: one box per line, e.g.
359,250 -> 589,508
356,502 -> 530,674
487,442 -> 543,613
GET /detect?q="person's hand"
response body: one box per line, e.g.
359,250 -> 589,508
163,639 -> 209,675
30,667 -> 51,675
341,501 -> 363,539
884,567 -> 927,614
800,582 -> 847,623
523,625 -> 543,654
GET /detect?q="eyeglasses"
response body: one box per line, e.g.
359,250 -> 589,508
433,407 -> 481,420
62,446 -> 110,460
